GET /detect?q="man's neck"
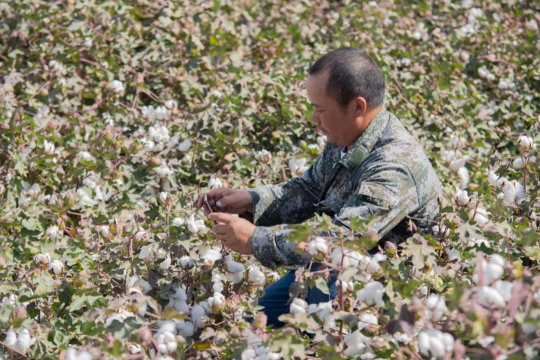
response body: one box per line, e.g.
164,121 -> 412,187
343,104 -> 383,148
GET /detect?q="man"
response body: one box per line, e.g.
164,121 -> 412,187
197,47 -> 442,327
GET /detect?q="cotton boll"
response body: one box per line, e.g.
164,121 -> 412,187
517,135 -> 533,152
176,320 -> 195,338
247,265 -> 266,287
191,304 -> 210,328
199,246 -> 222,265
425,294 -> 448,320
178,139 -> 192,152
418,329 -> 454,358
343,330 -> 371,357
164,100 -> 177,112
156,331 -> 177,354
308,237 -> 328,255
154,164 -> 173,178
468,208 -> 489,227
187,214 -> 206,234
473,254 -> 505,285
290,298 -> 308,315
494,280 -> 513,303
46,225 -> 61,239
356,282 -> 385,308
336,279 -> 355,293
212,274 -> 224,293
331,247 -> 363,268
454,189 -> 470,206
172,217 -> 185,227
477,286 -> 506,307
357,313 -> 378,331
109,80 -> 125,94
159,254 -> 172,270
289,158 -> 308,176
179,256 -> 194,269
48,260 -> 64,274
208,178 -> 223,189
445,248 -> 461,262
488,170 -> 506,186
256,149 -> 272,163
457,166 -> 470,188
208,292 -> 226,309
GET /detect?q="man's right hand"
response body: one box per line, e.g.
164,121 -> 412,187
195,188 -> 253,217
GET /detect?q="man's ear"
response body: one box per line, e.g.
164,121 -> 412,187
355,97 -> 368,117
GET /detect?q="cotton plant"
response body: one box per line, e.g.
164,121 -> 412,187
2,0 -> 540,358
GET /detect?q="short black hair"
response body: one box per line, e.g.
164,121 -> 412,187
308,47 -> 386,111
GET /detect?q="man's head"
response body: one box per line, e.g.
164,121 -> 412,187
306,47 -> 386,147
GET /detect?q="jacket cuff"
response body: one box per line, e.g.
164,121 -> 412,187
247,189 -> 262,225
249,226 -> 279,270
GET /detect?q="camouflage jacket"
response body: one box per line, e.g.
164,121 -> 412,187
243,106 -> 443,270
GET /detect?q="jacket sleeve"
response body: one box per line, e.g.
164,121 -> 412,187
241,146 -> 330,227
249,162 -> 420,270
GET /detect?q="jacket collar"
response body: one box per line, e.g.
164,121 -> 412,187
338,106 -> 389,170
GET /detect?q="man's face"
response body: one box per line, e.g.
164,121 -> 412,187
306,70 -> 356,146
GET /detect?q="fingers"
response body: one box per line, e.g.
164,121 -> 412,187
209,212 -> 233,224
212,224 -> 228,234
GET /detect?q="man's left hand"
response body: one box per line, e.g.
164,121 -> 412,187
208,213 -> 256,255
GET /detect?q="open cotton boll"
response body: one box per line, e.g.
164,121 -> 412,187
109,79 -> 125,94
343,330 -> 372,357
159,254 -> 172,270
46,225 -> 61,239
154,164 -> 173,179
457,167 -> 470,188
208,178 -> 223,189
308,237 -> 328,255
156,331 -> 177,353
172,217 -> 185,227
179,256 -> 193,269
208,292 -> 226,309
356,282 -> 385,308
468,208 -> 490,227
425,294 -> 448,321
176,320 -> 195,338
289,158 -> 309,176
65,346 -> 94,360
48,259 -> 64,274
488,170 -> 506,187
336,279 -> 354,292
493,280 -> 514,303
246,265 -> 266,286
473,254 -> 505,285
255,149 -> 272,163
418,329 -> 454,358
290,298 -> 308,315
357,313 -> 378,331
187,214 -> 206,234
191,304 -> 210,328
517,135 -> 533,152
477,286 -> 507,308
225,254 -> 245,274
500,180 -> 526,205
178,139 -> 191,152
331,247 -> 363,268
164,100 -> 177,112
454,189 -> 470,206
199,246 -> 222,265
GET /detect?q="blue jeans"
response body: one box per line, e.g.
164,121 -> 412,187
245,262 -> 338,328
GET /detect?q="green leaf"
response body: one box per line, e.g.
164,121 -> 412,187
314,277 -> 330,295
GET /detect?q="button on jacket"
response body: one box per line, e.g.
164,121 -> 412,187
242,106 -> 443,270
